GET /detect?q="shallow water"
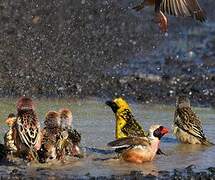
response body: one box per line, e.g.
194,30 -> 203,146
0,98 -> 215,177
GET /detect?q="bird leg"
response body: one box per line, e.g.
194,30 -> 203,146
154,11 -> 168,32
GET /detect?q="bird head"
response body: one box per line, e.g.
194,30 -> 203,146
5,113 -> 16,127
149,125 -> 169,140
59,108 -> 73,129
45,111 -> 61,129
106,97 -> 132,114
16,96 -> 35,111
176,95 -> 191,108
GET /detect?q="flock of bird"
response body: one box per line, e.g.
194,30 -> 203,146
2,97 -> 81,163
0,0 -> 210,165
106,96 -> 213,163
0,95 -> 213,165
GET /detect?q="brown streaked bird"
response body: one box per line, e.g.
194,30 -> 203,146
40,111 -> 64,161
173,95 -> 213,146
59,108 -> 82,157
59,108 -> 73,129
13,97 -> 41,161
4,113 -> 17,155
108,125 -> 169,163
132,0 -> 206,32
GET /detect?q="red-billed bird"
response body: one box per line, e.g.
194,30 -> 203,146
108,125 -> 169,163
133,0 -> 206,32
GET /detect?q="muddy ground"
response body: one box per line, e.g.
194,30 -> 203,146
0,0 -> 214,106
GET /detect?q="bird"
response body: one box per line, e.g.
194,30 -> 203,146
106,97 -> 147,139
40,111 -> 66,162
107,125 -> 169,163
4,113 -> 17,159
173,95 -> 213,145
13,97 -> 41,161
132,0 -> 206,32
59,108 -> 73,129
59,108 -> 82,157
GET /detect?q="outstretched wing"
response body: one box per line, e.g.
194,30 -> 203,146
160,0 -> 206,22
174,106 -> 206,140
120,109 -> 147,137
107,137 -> 150,148
17,112 -> 40,148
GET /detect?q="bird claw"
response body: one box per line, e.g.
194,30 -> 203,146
154,11 -> 168,33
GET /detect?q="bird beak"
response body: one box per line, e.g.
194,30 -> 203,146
161,127 -> 169,135
105,100 -> 118,113
105,100 -> 113,107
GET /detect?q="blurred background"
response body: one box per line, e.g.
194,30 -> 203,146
0,0 -> 214,106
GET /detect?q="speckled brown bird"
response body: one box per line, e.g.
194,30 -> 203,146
133,0 -> 206,32
173,95 -> 213,145
4,113 -> 17,155
59,108 -> 73,129
13,97 -> 41,161
59,108 -> 82,157
40,111 -> 65,161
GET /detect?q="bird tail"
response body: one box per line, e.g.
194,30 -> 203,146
201,138 -> 214,146
132,3 -> 145,11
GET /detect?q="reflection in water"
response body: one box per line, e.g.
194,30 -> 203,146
0,98 -> 215,177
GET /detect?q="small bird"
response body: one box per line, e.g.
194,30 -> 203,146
107,125 -> 169,163
132,0 -> 206,32
106,97 -> 147,139
13,97 -> 41,161
59,108 -> 73,129
40,111 -> 65,162
4,113 -> 17,159
173,95 -> 213,145
59,108 -> 82,157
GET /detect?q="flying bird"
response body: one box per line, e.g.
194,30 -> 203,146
173,95 -> 213,145
132,0 -> 206,32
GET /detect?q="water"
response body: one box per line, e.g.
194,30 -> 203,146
0,98 -> 215,177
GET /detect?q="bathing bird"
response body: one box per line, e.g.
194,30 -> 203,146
59,108 -> 73,129
173,95 -> 213,145
4,113 -> 17,159
106,97 -> 147,139
132,0 -> 206,32
13,97 -> 41,161
108,125 -> 168,163
59,108 -> 82,157
39,111 -> 65,162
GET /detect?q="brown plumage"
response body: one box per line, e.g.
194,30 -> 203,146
133,0 -> 206,32
13,97 -> 41,161
59,108 -> 73,129
173,96 -> 213,146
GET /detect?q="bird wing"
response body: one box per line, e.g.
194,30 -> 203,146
160,0 -> 206,22
16,112 -> 40,148
107,137 -> 150,148
174,106 -> 206,140
120,109 -> 147,137
132,2 -> 145,11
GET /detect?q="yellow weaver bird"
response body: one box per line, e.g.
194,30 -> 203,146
106,97 -> 148,139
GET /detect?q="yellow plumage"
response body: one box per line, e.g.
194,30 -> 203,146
106,97 -> 147,139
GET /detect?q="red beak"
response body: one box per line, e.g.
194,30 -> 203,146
161,127 -> 169,135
